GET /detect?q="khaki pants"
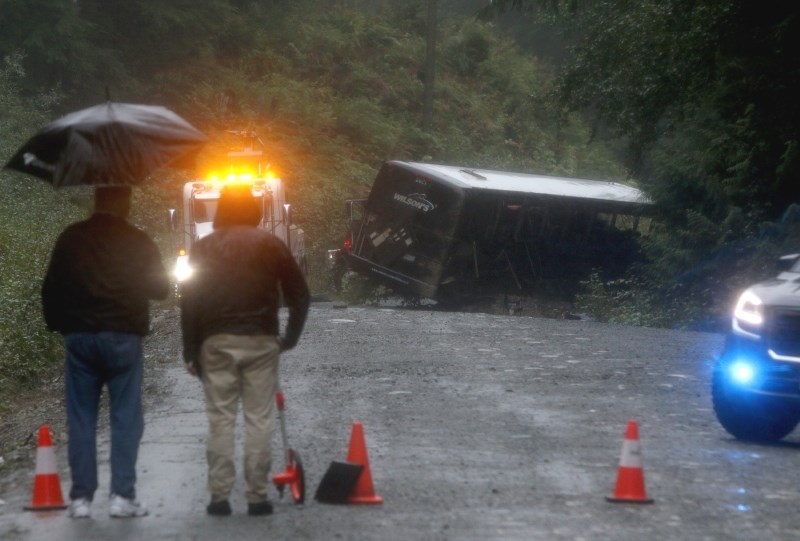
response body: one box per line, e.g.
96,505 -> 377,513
200,334 -> 279,503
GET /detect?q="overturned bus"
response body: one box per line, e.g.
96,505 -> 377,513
334,161 -> 652,301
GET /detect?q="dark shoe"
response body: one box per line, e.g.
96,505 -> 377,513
247,501 -> 273,516
206,499 -> 232,516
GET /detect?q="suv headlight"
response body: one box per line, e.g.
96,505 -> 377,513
732,290 -> 763,337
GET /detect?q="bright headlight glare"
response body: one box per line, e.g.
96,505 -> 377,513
174,257 -> 193,282
734,290 -> 763,326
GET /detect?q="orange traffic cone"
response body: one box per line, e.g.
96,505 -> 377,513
606,420 -> 654,504
345,421 -> 383,504
24,425 -> 68,511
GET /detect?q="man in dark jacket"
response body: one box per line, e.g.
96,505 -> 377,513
42,186 -> 169,519
180,183 -> 310,516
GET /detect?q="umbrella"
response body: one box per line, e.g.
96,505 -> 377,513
4,102 -> 206,188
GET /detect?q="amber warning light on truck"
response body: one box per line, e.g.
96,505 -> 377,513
201,170 -> 278,184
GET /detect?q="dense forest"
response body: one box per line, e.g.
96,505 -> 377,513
2,0 -> 799,405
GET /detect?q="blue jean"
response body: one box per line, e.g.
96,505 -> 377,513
64,332 -> 144,501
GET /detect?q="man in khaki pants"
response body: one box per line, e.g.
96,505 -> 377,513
180,184 -> 309,516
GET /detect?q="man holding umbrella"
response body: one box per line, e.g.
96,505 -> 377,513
5,101 -> 206,519
42,186 -> 170,518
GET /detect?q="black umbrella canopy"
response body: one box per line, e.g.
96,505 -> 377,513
4,102 -> 207,188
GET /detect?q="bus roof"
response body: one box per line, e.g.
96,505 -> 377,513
395,161 -> 650,205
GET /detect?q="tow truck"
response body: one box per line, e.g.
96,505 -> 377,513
170,132 -> 306,289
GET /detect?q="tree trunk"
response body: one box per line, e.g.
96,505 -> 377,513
423,0 -> 437,132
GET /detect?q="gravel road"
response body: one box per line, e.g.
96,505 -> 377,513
2,302 -> 800,540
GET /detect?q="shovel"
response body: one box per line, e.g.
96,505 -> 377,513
271,380 -> 305,504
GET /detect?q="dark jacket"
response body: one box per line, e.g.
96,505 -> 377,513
42,212 -> 170,336
180,225 -> 310,365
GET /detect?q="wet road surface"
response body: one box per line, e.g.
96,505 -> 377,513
1,303 -> 800,540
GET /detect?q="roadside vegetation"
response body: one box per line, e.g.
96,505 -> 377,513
1,1 -> 798,420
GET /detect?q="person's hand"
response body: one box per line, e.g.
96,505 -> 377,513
185,361 -> 198,377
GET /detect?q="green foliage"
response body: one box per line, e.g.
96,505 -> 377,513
0,179 -> 78,388
483,1 -> 800,328
575,273 -> 683,328
337,272 -> 394,306
0,53 -> 61,157
144,5 -> 625,293
0,0 -> 102,96
577,204 -> 800,330
0,0 -> 256,104
0,55 -> 70,403
553,1 -> 800,222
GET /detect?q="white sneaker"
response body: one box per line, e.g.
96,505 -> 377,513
109,493 -> 148,518
68,498 -> 91,519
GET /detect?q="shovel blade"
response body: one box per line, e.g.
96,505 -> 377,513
314,461 -> 364,504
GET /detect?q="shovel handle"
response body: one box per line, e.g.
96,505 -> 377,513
276,391 -> 285,412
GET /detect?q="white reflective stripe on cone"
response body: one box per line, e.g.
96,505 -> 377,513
618,439 -> 643,468
34,446 -> 58,474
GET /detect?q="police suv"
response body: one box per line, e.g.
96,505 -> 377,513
713,253 -> 800,441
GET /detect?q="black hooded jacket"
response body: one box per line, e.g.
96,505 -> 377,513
180,225 -> 310,365
41,212 -> 170,336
